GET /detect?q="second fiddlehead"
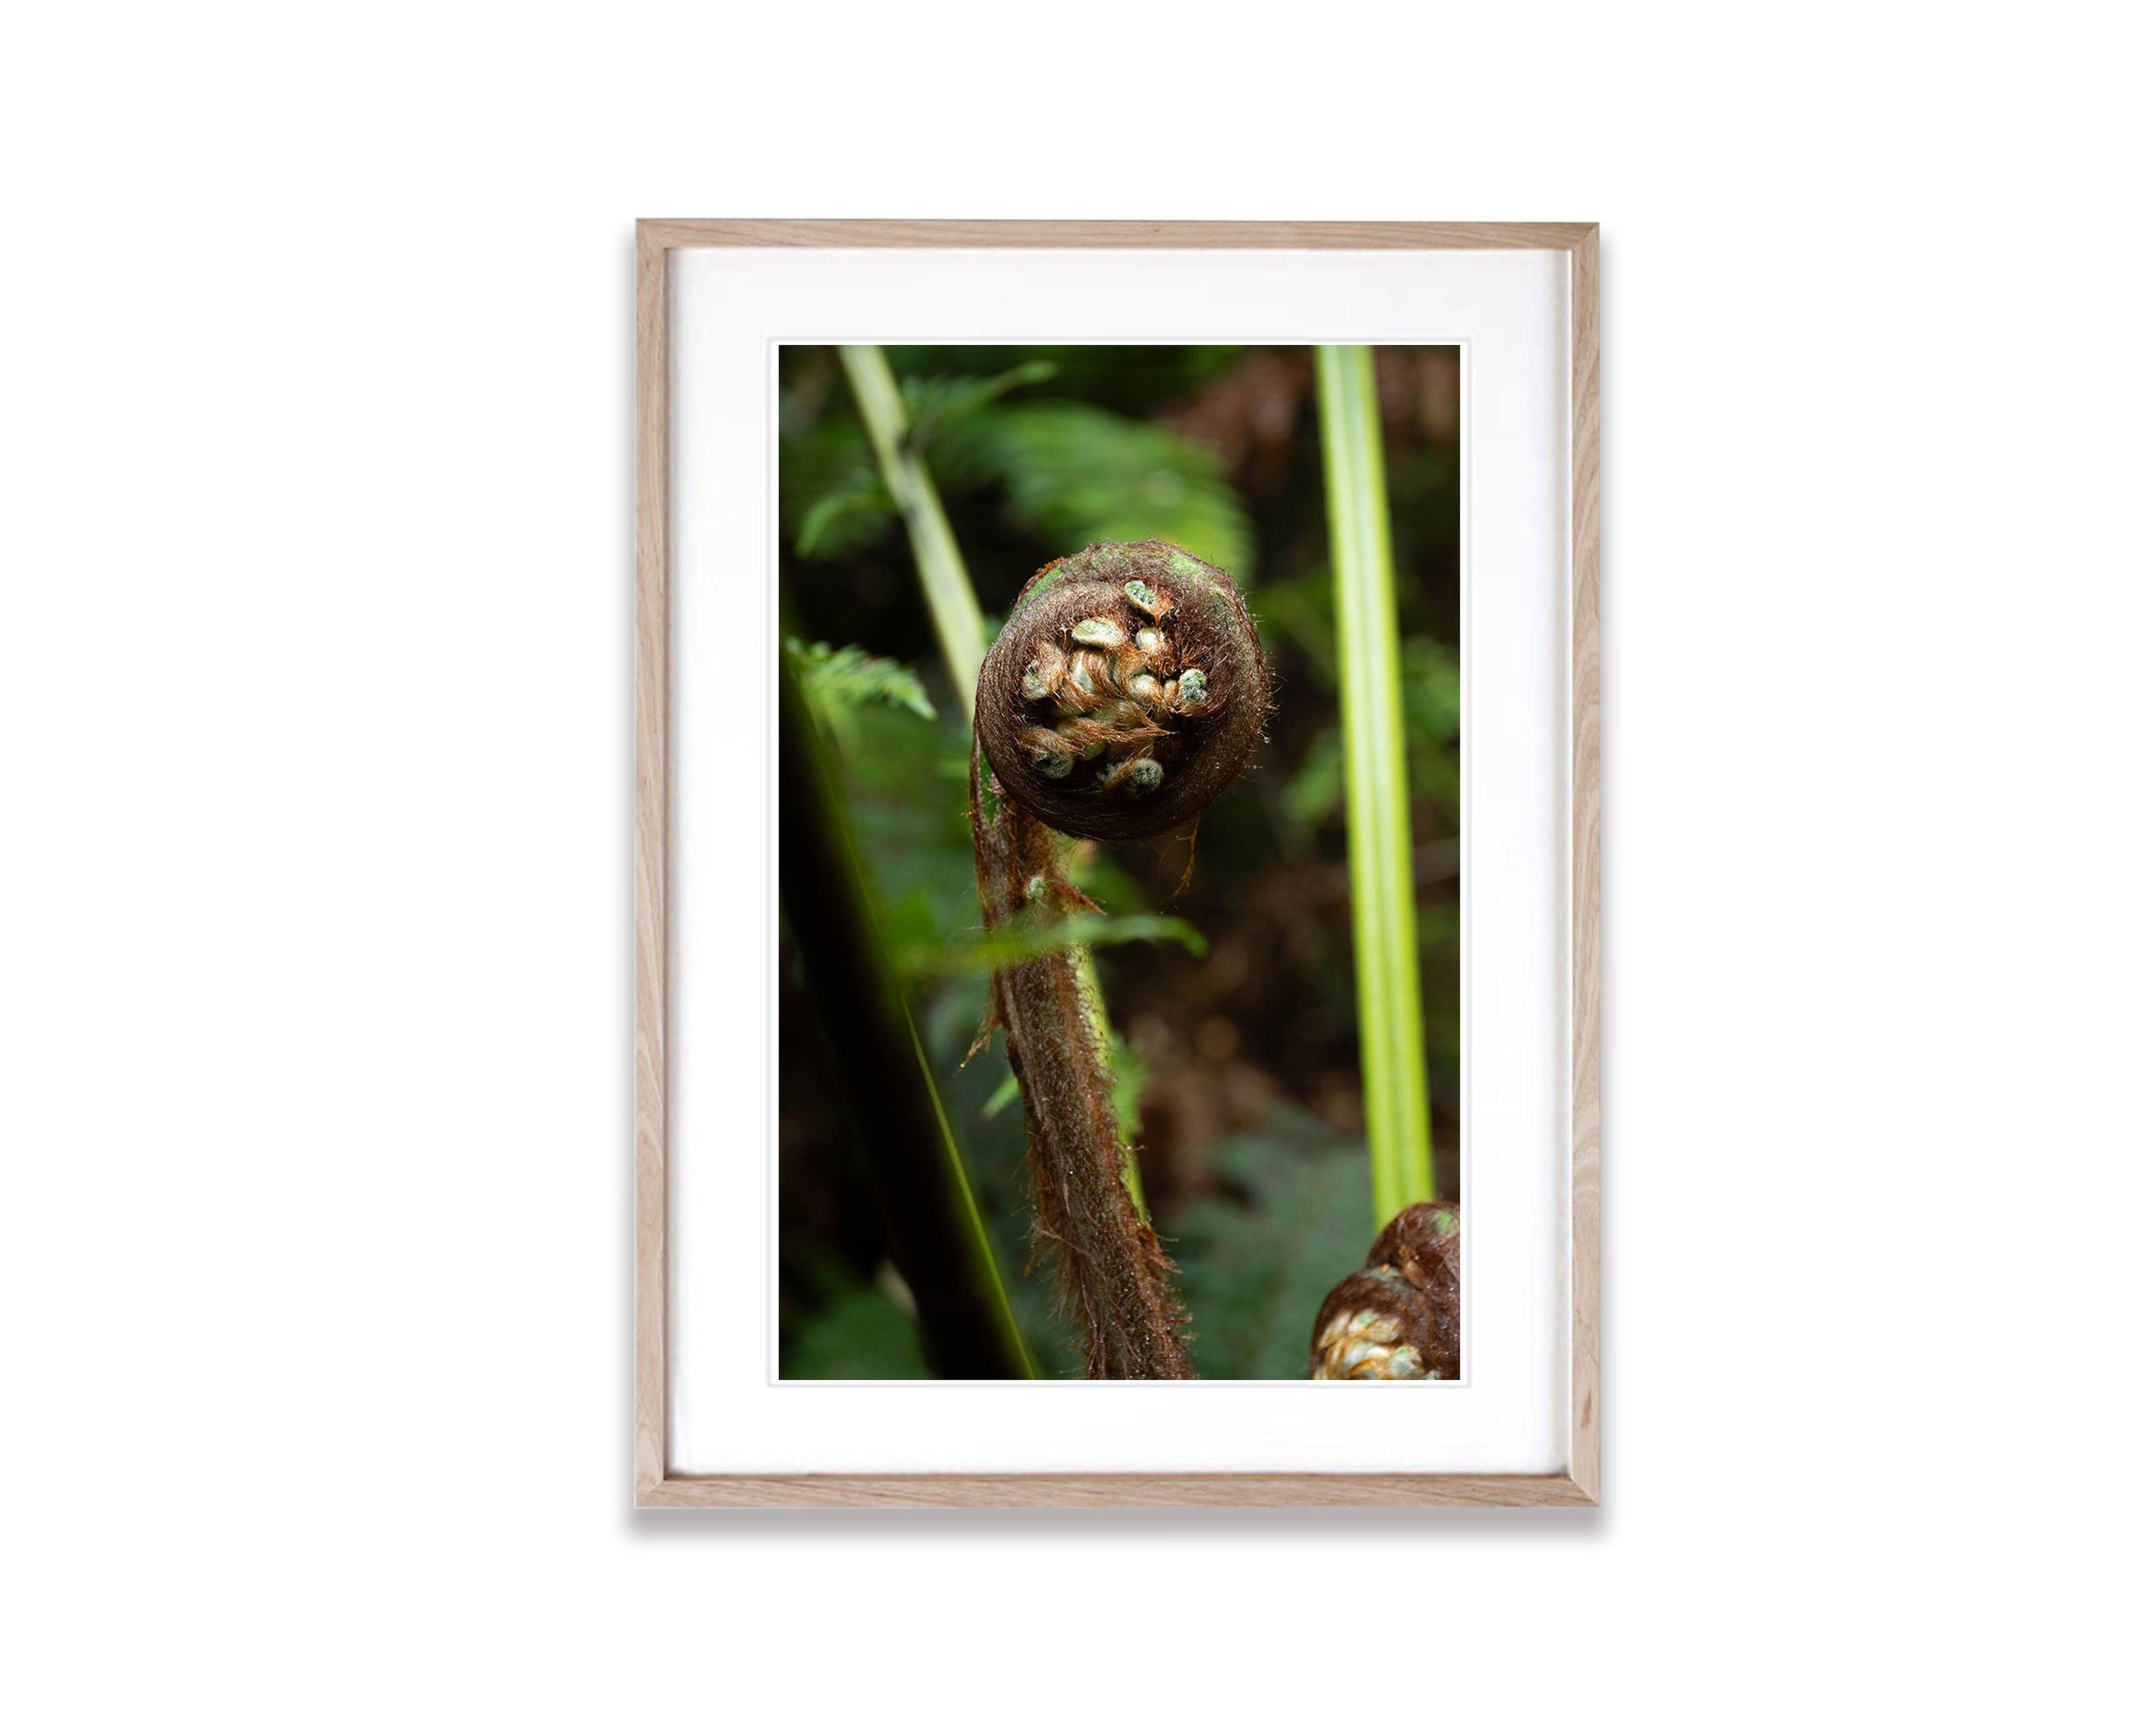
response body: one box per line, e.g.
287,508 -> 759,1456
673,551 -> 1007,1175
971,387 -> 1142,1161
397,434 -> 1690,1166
1309,1200 -> 1461,1380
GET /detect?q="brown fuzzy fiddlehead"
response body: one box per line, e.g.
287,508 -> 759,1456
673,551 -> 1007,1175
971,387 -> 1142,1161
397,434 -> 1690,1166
1309,1201 -> 1461,1380
971,541 -> 1269,1378
977,540 -> 1268,846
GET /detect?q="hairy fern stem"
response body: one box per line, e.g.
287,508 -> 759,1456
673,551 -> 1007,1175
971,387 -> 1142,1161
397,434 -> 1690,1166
970,755 -> 1192,1377
971,540 -> 1268,1378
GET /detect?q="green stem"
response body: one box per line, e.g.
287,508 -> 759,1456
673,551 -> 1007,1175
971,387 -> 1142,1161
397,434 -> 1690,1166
839,345 -> 985,721
780,649 -> 1034,1377
1075,944 -> 1148,1220
1315,345 -> 1437,1232
839,344 -> 1147,1218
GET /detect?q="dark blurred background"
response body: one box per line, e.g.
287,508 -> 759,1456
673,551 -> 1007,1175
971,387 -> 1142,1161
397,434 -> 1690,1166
779,344 -> 1460,1377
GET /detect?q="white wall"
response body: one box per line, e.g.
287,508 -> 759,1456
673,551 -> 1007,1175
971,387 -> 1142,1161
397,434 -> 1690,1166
3,4 -> 2147,1718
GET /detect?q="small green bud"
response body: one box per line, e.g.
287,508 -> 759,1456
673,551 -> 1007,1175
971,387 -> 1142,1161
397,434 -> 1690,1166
1127,759 -> 1163,796
1032,748 -> 1073,779
1024,875 -> 1047,903
1071,616 -> 1127,648
1175,667 -> 1209,707
1123,580 -> 1162,616
1021,664 -> 1051,702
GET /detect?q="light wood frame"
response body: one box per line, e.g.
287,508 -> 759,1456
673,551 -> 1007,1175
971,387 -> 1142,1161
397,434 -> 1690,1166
635,221 -> 1600,1507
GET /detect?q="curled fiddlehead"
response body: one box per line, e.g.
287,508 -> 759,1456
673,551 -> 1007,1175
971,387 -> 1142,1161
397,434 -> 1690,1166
970,540 -> 1268,1378
1309,1201 -> 1461,1380
977,539 -> 1269,846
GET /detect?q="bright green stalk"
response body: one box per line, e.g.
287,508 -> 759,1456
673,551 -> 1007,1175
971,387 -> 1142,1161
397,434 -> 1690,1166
839,344 -> 1147,1216
839,345 -> 985,721
1315,345 -> 1436,1231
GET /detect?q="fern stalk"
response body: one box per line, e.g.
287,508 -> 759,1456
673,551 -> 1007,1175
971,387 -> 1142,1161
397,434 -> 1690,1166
779,648 -> 1034,1377
970,752 -> 1190,1376
839,346 -> 985,721
1314,345 -> 1437,1231
839,344 -> 1147,1216
971,541 -> 1268,1377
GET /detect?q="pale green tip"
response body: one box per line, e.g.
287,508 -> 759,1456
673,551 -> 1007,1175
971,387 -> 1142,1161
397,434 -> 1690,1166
1071,616 -> 1127,648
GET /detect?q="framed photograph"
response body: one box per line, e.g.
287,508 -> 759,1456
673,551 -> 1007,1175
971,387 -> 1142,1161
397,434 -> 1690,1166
636,221 -> 1599,1505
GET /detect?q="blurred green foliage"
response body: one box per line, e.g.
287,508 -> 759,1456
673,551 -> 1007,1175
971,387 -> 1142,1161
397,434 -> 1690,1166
929,401 -> 1253,574
788,349 -> 1254,576
1283,635 -> 1461,828
784,1269 -> 931,1380
785,636 -> 936,766
777,344 -> 1461,1378
1171,1110 -> 1376,1379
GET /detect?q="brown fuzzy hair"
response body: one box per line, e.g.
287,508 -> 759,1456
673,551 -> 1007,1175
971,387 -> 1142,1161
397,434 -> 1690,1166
975,540 -> 1269,844
1309,1201 -> 1462,1380
970,767 -> 1192,1377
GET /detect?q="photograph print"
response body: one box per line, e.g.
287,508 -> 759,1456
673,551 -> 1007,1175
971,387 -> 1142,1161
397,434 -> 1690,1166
777,343 -> 1462,1381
